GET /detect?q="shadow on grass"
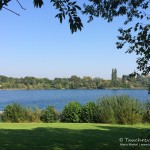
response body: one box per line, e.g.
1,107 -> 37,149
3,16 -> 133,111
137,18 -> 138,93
0,125 -> 149,150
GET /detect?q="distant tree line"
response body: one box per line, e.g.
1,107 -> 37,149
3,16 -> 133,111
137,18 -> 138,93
0,71 -> 150,90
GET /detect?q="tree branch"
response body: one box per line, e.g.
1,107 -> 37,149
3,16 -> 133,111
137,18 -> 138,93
2,6 -> 20,16
16,0 -> 26,10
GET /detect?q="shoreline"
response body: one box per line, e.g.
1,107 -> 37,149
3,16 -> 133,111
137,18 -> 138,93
0,88 -> 147,91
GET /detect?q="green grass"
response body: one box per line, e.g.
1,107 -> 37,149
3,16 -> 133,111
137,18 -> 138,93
0,123 -> 150,150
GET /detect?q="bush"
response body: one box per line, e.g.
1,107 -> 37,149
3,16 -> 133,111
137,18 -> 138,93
40,106 -> 59,123
61,101 -> 81,123
81,101 -> 98,123
0,112 -> 3,122
142,101 -> 150,123
25,107 -> 41,122
97,97 -> 116,123
114,95 -> 143,124
1,95 -> 145,124
97,95 -> 143,124
2,103 -> 27,123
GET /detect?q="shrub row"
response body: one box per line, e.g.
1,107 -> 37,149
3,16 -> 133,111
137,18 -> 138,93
1,95 -> 150,124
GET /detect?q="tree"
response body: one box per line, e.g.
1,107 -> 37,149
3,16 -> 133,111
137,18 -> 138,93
82,76 -> 93,89
0,0 -> 83,33
1,0 -> 150,75
81,101 -> 98,123
61,101 -> 81,123
111,68 -> 118,87
111,68 -> 117,81
40,105 -> 59,123
69,75 -> 81,89
83,0 -> 150,76
2,103 -> 27,122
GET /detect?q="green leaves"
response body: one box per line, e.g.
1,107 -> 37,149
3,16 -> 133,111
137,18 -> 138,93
0,0 -> 11,10
97,95 -> 143,124
117,23 -> 150,75
61,101 -> 81,123
81,102 -> 98,123
83,0 -> 150,75
0,1 -> 2,10
40,106 -> 59,123
2,103 -> 27,123
52,0 -> 83,33
69,15 -> 83,33
33,0 -> 44,8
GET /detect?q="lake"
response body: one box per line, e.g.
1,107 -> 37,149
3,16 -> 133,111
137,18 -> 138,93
0,89 -> 149,111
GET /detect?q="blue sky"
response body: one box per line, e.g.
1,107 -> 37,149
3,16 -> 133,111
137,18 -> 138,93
0,1 -> 137,79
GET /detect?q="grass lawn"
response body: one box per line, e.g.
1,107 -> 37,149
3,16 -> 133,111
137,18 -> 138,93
0,123 -> 150,150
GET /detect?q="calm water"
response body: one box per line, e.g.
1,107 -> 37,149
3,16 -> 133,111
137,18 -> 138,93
0,89 -> 149,111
